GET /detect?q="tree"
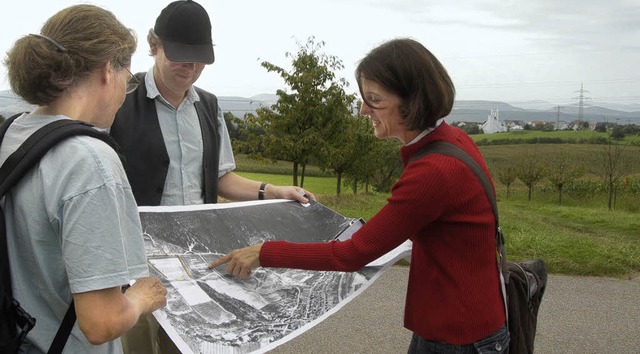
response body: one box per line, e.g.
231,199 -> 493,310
516,148 -> 545,201
610,125 -> 625,140
594,122 -> 608,133
342,109 -> 378,194
232,111 -> 268,157
454,122 -> 482,135
314,93 -> 359,195
223,111 -> 243,142
241,37 -> 351,186
544,149 -> 586,205
367,139 -> 404,193
590,136 -> 634,210
495,164 -> 518,198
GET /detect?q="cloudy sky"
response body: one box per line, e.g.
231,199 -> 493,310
1,0 -> 638,108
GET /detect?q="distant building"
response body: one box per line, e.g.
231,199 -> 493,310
480,108 -> 507,134
506,121 -> 524,131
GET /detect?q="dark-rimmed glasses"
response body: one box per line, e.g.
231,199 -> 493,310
125,67 -> 140,94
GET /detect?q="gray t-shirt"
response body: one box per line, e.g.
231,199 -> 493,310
0,114 -> 149,353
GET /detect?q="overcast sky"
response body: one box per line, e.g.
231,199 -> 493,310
1,0 -> 639,107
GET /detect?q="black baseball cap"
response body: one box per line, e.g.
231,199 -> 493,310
154,0 -> 215,64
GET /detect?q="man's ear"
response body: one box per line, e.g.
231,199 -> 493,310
149,42 -> 159,56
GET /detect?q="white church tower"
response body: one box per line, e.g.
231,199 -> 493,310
480,108 -> 506,134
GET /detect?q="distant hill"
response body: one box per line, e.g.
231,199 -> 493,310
449,104 -> 640,124
2,90 -> 638,125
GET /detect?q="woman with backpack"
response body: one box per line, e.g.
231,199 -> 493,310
1,5 -> 166,353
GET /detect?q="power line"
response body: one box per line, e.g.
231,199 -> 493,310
553,106 -> 564,130
458,77 -> 640,89
573,83 -> 591,124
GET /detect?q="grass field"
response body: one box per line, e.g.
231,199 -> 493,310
479,143 -> 640,175
234,138 -> 640,279
471,129 -> 640,145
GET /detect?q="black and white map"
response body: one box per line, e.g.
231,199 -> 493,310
138,199 -> 411,354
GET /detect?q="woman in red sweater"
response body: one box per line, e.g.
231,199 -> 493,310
209,38 -> 508,354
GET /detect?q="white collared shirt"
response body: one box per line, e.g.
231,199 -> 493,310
407,118 -> 446,145
144,69 -> 236,205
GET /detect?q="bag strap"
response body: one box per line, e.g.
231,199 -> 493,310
46,300 -> 75,354
0,115 -> 120,353
0,114 -> 25,352
1,118 -> 121,196
409,141 -> 509,321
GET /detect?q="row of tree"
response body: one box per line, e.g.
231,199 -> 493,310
492,143 -> 638,210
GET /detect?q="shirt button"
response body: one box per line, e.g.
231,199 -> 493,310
495,342 -> 502,351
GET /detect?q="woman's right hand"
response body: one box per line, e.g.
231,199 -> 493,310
208,243 -> 263,278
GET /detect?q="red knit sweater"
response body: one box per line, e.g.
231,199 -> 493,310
260,122 -> 505,344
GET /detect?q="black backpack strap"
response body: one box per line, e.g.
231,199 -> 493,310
409,141 -> 509,320
46,300 -> 75,354
1,117 -> 121,353
0,119 -> 121,196
0,114 -> 30,352
0,113 -> 23,142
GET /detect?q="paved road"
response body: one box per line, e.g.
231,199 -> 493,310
268,266 -> 640,354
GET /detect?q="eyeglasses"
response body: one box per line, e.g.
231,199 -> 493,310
124,67 -> 140,94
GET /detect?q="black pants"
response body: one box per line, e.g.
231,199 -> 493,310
407,324 -> 509,354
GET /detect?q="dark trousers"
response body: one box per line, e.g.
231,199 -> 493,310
407,324 -> 509,354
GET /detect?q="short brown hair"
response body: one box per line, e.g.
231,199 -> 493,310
356,38 -> 455,130
4,5 -> 137,105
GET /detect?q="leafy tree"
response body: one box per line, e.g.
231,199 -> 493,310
314,93 -> 359,195
0,114 -> 5,124
542,122 -> 555,131
342,110 -> 378,194
459,123 -> 482,135
242,36 -> 350,186
590,136 -> 635,210
223,111 -> 243,142
495,164 -> 518,198
622,124 -> 640,135
232,111 -> 268,157
544,149 -> 586,205
516,148 -> 545,201
594,122 -> 608,133
610,125 -> 625,140
367,139 -> 404,193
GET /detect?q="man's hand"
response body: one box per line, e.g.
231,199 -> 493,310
73,276 -> 167,344
269,185 -> 316,204
125,276 -> 167,314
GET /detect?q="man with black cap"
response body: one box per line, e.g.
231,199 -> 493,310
112,0 -> 312,208
111,0 -> 314,352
